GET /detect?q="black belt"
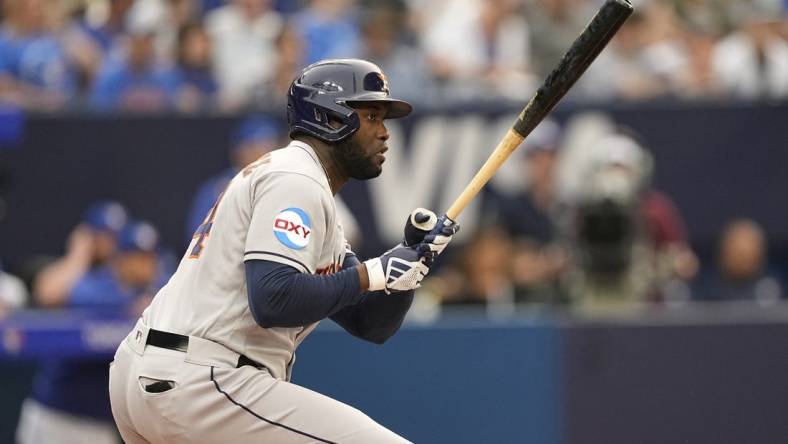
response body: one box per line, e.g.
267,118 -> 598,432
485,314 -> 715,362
146,328 -> 264,370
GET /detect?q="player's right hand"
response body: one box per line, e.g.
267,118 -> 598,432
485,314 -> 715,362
364,244 -> 429,294
417,214 -> 460,262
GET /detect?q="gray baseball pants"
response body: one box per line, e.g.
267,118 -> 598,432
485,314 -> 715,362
109,320 -> 410,444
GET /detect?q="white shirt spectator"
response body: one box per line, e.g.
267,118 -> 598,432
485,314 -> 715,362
127,0 -> 200,64
712,31 -> 788,99
419,0 -> 533,100
206,1 -> 282,108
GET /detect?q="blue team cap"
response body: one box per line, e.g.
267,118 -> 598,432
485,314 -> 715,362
231,116 -> 280,151
83,201 -> 128,234
117,221 -> 159,253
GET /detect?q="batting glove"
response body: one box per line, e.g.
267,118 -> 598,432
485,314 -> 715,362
364,244 -> 429,293
418,214 -> 460,262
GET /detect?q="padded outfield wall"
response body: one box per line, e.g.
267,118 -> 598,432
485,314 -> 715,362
3,309 -> 788,443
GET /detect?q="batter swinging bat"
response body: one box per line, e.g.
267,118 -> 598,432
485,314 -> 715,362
404,0 -> 633,245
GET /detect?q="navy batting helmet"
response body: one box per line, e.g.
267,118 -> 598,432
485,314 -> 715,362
287,59 -> 413,143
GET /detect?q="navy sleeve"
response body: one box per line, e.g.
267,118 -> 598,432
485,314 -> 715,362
245,259 -> 365,328
329,254 -> 415,344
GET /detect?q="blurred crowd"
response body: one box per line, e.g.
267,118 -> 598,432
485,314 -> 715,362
0,0 -> 786,113
417,117 -> 785,317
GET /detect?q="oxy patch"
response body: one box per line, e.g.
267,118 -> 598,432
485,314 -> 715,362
273,207 -> 312,250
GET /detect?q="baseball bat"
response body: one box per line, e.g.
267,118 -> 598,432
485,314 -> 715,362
444,0 -> 633,222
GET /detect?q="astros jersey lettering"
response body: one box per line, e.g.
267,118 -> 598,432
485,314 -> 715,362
143,140 -> 347,380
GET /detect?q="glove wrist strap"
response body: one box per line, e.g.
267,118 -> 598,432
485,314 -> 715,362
364,258 -> 386,291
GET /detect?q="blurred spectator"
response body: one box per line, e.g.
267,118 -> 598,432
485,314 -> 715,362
560,131 -> 698,311
293,0 -> 361,64
675,28 -> 722,98
17,221 -> 166,444
33,201 -> 128,308
526,0 -> 594,80
673,0 -> 737,37
633,0 -> 692,97
90,21 -> 180,111
0,0 -> 780,110
244,22 -> 307,108
0,0 -> 79,109
495,119 -> 567,303
75,0 -> 135,54
359,3 -> 436,103
263,24 -> 305,105
711,5 -> 788,99
174,21 -> 218,112
55,0 -> 137,98
127,0 -> 201,62
0,264 -> 27,317
206,0 -> 282,109
697,218 -> 783,303
421,226 -> 516,318
578,1 -> 690,101
186,116 -> 282,238
420,0 -> 534,101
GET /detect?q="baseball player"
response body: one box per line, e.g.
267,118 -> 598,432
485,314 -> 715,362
109,59 -> 459,444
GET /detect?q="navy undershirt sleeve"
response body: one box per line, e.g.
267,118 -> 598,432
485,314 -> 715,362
329,254 -> 415,344
245,259 -> 364,328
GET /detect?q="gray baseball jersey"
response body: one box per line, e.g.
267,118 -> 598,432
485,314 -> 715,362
143,140 -> 347,380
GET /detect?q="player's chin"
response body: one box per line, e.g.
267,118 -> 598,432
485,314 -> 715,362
353,162 -> 383,180
366,165 -> 383,179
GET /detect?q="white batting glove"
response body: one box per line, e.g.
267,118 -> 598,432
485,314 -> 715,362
364,244 -> 429,293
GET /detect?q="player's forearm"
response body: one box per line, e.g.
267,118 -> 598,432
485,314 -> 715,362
245,260 -> 366,328
33,257 -> 92,307
330,289 -> 414,344
356,263 -> 370,291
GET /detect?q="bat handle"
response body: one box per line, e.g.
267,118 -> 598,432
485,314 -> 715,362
445,128 -> 525,221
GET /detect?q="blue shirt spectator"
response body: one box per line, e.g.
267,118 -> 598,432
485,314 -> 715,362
33,201 -> 129,309
91,59 -> 180,111
90,29 -> 180,111
74,0 -> 134,54
29,221 -> 166,424
174,22 -> 218,112
0,26 -> 35,78
0,28 -> 77,105
294,1 -> 360,64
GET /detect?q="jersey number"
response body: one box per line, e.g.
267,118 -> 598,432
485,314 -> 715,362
189,192 -> 225,259
189,153 -> 271,259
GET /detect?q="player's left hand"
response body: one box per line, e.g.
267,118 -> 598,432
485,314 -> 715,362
417,214 -> 460,263
364,243 -> 430,294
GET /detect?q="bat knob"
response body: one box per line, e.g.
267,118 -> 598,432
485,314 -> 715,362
404,208 -> 437,246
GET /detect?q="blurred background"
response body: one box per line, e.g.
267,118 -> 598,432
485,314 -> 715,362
0,0 -> 787,443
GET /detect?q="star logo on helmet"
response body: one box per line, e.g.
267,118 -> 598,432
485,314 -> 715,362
317,81 -> 343,92
378,72 -> 390,94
